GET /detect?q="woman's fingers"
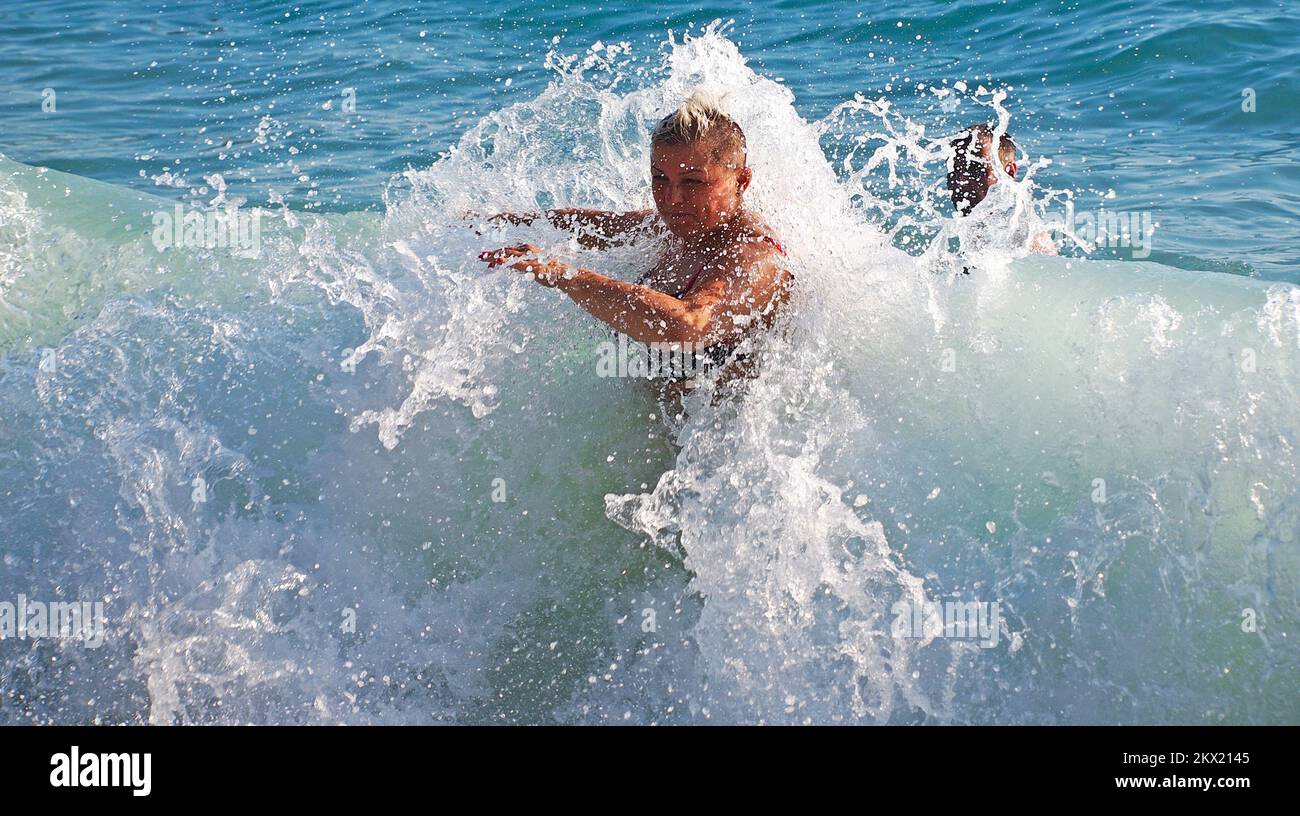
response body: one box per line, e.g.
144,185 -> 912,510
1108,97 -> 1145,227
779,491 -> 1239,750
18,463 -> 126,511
478,243 -> 535,259
486,212 -> 537,226
477,244 -> 565,287
479,243 -> 541,267
478,247 -> 515,267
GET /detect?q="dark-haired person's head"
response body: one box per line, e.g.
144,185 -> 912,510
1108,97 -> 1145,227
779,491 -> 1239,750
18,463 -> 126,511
947,123 -> 1017,216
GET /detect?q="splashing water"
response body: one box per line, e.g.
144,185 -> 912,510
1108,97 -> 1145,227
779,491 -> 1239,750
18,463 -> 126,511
1,27 -> 1297,724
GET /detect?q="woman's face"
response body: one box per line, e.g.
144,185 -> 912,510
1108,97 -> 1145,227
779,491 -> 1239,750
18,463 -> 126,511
650,141 -> 751,238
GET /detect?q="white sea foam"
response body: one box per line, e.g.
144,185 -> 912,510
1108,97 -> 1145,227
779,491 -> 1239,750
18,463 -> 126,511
0,27 -> 1296,724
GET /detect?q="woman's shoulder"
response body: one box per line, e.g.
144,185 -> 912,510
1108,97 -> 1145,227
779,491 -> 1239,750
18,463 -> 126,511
731,213 -> 786,257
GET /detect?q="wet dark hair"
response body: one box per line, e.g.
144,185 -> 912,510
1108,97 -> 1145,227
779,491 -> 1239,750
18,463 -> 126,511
947,123 -> 1017,215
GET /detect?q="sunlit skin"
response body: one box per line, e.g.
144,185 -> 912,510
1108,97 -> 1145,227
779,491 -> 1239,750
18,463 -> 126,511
479,140 -> 792,350
978,133 -> 1017,189
952,132 -> 1017,211
651,141 -> 752,238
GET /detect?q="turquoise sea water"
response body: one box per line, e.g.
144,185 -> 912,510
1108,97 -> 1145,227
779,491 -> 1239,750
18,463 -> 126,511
0,2 -> 1297,724
3,0 -> 1297,276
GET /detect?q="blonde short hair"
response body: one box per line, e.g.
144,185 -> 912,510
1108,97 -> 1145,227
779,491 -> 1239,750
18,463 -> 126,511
651,90 -> 747,168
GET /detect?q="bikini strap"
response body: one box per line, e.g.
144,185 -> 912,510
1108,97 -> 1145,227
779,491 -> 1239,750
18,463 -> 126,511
762,235 -> 787,256
675,267 -> 706,299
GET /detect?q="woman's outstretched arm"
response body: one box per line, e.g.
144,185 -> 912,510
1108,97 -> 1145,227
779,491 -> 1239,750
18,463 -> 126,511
480,241 -> 787,346
486,208 -> 656,249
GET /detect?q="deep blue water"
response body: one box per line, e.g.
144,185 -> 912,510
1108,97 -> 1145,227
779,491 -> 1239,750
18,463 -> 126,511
1,0 -> 1297,278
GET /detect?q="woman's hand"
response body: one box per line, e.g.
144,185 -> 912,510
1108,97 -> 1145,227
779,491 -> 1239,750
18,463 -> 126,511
459,210 -> 536,225
479,243 -> 569,287
486,212 -> 538,226
462,211 -> 536,237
